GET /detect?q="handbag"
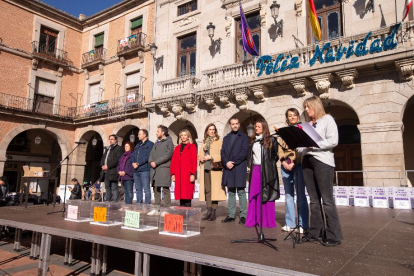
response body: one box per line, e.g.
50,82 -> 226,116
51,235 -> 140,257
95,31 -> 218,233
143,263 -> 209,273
211,160 -> 223,170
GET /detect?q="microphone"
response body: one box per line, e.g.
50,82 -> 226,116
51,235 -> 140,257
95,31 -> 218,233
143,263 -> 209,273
75,142 -> 86,145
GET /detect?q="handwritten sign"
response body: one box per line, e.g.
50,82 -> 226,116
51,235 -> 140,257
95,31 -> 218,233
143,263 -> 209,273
124,210 -> 140,229
393,188 -> 411,210
163,214 -> 184,233
67,205 -> 78,220
372,187 -> 388,209
93,207 -> 107,222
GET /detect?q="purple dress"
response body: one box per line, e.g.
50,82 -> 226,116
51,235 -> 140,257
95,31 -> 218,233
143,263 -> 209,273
246,165 -> 276,228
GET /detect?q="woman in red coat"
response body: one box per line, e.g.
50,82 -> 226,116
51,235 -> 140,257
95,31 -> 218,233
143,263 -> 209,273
171,129 -> 197,207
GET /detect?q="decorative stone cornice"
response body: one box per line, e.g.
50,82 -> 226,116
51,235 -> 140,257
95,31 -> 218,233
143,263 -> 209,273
119,57 -> 126,69
217,91 -> 232,107
336,69 -> 358,90
171,102 -> 184,119
99,64 -> 104,75
84,69 -> 89,80
295,0 -> 303,17
178,15 -> 199,27
57,67 -> 64,78
234,88 -> 250,110
225,16 -> 232,38
32,59 -> 39,70
310,74 -> 333,99
203,95 -> 217,109
395,59 -> 414,81
158,103 -> 170,116
138,51 -> 144,63
250,85 -> 268,102
289,78 -> 311,97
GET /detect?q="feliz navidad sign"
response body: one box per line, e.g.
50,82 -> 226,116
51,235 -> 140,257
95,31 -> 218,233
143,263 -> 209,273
256,23 -> 401,77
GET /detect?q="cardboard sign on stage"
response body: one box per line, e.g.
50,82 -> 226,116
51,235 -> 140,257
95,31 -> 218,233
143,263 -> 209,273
393,188 -> 411,210
276,123 -> 321,149
93,207 -> 107,222
372,187 -> 388,208
67,205 -> 79,220
163,214 -> 184,234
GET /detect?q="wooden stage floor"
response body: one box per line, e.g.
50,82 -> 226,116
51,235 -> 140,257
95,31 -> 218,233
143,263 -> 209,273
0,202 -> 413,276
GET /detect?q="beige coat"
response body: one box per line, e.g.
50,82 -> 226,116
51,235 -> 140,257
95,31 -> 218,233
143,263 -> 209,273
198,139 -> 227,201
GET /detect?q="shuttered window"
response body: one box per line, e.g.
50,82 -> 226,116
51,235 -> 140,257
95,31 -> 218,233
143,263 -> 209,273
126,72 -> 140,88
89,83 -> 101,103
35,78 -> 56,98
94,33 -> 104,47
131,18 -> 143,30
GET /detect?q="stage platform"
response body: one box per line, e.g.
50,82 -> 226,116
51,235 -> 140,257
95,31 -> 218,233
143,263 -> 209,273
0,202 -> 413,276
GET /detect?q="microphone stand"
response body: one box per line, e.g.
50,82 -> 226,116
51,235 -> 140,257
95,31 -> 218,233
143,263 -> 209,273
231,133 -> 278,251
48,143 -> 84,216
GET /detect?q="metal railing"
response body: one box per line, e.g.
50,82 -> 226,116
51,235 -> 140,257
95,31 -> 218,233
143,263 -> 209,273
82,48 -> 106,67
117,33 -> 147,55
335,170 -> 403,187
0,92 -> 144,120
32,41 -> 72,66
0,92 -> 74,119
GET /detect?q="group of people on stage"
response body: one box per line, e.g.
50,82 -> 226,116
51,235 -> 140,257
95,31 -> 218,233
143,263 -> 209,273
98,95 -> 342,247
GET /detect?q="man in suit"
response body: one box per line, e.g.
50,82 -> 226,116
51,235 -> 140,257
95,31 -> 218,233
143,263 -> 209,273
101,134 -> 124,201
221,117 -> 249,224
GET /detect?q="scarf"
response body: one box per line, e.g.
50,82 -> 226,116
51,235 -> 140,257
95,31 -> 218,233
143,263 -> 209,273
203,136 -> 215,152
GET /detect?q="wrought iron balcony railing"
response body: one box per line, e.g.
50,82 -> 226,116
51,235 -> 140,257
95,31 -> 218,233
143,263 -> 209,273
32,41 -> 73,66
0,92 -> 144,120
117,33 -> 147,55
82,48 -> 107,68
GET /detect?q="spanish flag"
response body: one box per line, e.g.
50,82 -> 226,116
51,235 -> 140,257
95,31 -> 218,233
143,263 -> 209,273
403,0 -> 413,21
308,0 -> 322,41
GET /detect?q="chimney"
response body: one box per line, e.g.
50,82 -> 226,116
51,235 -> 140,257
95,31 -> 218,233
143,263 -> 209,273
79,14 -> 86,20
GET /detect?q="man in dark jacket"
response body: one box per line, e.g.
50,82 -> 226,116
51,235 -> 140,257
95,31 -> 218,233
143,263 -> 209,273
148,125 -> 174,208
69,178 -> 82,200
132,129 -> 154,204
101,134 -> 124,201
221,117 -> 249,224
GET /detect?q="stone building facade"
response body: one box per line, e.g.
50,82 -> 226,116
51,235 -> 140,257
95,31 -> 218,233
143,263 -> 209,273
0,0 -> 155,192
149,0 -> 414,187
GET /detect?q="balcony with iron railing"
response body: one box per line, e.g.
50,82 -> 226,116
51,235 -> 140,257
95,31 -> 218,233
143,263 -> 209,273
32,41 -> 73,67
82,48 -> 107,69
157,21 -> 414,98
0,91 -> 145,121
117,32 -> 147,57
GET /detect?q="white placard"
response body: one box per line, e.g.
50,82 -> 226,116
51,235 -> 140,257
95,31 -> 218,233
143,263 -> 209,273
276,185 -> 285,203
386,187 -> 394,209
410,188 -> 414,209
393,188 -> 411,210
354,187 -> 369,207
67,205 -> 79,220
335,186 -> 349,206
372,187 -> 388,209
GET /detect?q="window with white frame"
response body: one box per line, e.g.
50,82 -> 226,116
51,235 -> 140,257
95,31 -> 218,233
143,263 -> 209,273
126,71 -> 140,95
89,83 -> 101,104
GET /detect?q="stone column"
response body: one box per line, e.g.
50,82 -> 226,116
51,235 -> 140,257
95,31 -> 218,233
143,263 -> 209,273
358,122 -> 405,187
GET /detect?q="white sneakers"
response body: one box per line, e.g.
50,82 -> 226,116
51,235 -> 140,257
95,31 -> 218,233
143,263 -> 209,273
295,227 -> 304,234
281,225 -> 291,232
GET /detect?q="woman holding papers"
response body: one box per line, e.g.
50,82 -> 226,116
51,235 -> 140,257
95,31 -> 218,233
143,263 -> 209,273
245,119 -> 279,228
301,96 -> 343,247
278,108 -> 309,234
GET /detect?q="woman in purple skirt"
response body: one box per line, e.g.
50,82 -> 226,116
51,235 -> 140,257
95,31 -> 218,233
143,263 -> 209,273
246,119 -> 280,228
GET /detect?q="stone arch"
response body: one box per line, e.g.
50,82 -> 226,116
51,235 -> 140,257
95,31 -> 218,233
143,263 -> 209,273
75,125 -> 107,146
221,109 -> 266,138
0,124 -> 72,184
402,95 -> 414,186
112,118 -> 147,144
167,119 -> 199,146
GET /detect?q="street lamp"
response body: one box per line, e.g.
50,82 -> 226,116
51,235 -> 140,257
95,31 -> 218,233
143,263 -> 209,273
206,22 -> 221,55
246,113 -> 255,137
150,43 -> 158,57
129,132 -> 136,143
270,1 -> 283,37
149,43 -> 164,68
34,133 -> 42,146
92,136 -> 98,148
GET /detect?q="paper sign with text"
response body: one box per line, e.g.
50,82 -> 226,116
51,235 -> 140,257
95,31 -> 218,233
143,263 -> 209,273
372,187 -> 388,208
335,187 -> 349,206
93,207 -> 107,222
354,187 -> 369,207
393,188 -> 411,210
163,214 -> 184,233
124,210 -> 140,229
67,205 -> 78,220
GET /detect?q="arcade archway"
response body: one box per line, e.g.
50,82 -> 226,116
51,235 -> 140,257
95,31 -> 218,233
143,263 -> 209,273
403,96 -> 414,187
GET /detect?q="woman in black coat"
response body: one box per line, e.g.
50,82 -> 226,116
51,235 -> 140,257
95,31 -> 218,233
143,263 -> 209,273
245,119 -> 280,228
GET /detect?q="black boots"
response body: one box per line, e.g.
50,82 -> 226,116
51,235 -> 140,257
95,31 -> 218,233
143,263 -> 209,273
202,208 -> 212,220
208,209 -> 216,221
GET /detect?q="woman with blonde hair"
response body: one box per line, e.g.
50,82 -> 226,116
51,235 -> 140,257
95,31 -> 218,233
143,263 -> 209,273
198,123 -> 227,221
171,129 -> 197,207
301,96 -> 343,247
